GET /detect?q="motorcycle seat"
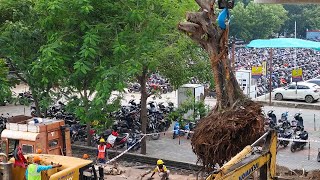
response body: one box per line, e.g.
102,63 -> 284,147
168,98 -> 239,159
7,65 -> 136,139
116,134 -> 127,141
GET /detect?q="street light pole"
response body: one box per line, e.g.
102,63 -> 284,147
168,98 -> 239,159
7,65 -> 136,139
269,49 -> 273,106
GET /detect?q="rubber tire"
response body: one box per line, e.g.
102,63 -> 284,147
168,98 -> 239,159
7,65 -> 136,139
290,144 -> 296,152
151,130 -> 160,140
275,93 -> 283,101
305,95 -> 314,103
162,89 -> 167,94
283,141 -> 289,147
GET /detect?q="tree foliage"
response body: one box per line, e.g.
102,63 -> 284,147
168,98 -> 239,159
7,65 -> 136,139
0,59 -> 12,105
111,0 -> 212,154
230,2 -> 288,41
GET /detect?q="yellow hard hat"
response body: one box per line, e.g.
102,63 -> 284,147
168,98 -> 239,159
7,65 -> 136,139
33,156 -> 41,162
157,159 -> 164,165
99,138 -> 105,143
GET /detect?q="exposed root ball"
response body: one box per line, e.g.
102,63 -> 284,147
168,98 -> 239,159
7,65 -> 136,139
191,100 -> 264,171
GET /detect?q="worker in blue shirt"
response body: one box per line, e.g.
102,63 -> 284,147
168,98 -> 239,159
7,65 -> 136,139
25,155 -> 61,180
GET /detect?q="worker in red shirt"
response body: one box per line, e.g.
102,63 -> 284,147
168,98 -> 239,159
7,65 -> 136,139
96,138 -> 107,164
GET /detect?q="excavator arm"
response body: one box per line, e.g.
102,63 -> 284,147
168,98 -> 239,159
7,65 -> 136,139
206,130 -> 277,180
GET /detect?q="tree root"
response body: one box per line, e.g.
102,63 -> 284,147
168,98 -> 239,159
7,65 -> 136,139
191,100 -> 265,171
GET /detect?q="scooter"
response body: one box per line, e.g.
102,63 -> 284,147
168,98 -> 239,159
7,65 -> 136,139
266,110 -> 277,128
279,112 -> 291,129
173,121 -> 191,139
105,130 -> 129,149
291,127 -> 308,152
127,130 -> 142,151
277,127 -> 292,148
293,112 -> 304,127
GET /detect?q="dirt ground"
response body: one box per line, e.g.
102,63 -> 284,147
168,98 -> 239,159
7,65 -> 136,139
276,165 -> 320,180
98,164 -> 320,180
105,167 -> 198,180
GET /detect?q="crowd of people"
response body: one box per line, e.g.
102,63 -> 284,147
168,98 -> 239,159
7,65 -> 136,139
234,48 -> 320,95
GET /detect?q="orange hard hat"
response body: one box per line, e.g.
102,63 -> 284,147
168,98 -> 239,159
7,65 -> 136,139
83,154 -> 89,159
33,156 -> 41,162
36,149 -> 42,154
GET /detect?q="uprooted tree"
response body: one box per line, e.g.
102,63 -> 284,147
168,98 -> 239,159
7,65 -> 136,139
178,0 -> 264,171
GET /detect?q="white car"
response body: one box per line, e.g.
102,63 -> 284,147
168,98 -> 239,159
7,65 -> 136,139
272,82 -> 320,103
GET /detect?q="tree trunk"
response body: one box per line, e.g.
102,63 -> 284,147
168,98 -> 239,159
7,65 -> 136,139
178,0 -> 265,170
139,66 -> 148,155
83,83 -> 92,146
30,87 -> 41,117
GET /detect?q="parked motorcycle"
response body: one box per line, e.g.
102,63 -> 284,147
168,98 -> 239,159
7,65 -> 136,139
105,130 -> 130,149
276,127 -> 292,148
293,112 -> 304,127
291,126 -> 308,152
127,130 -> 142,151
18,91 -> 34,105
279,112 -> 291,129
128,83 -> 141,93
173,121 -> 192,139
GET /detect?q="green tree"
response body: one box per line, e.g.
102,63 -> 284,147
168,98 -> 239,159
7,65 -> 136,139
0,59 -> 12,106
230,2 -> 288,41
0,0 -> 62,115
113,0 -> 212,154
33,0 -> 128,145
303,6 -> 320,31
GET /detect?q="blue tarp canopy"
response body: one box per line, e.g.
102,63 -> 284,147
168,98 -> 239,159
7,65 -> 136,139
247,38 -> 320,50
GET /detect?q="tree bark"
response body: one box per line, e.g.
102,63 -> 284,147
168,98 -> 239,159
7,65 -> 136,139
178,0 -> 244,111
29,87 -> 41,117
82,81 -> 92,146
139,65 -> 148,155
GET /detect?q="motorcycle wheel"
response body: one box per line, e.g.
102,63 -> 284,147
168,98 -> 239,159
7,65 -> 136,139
162,89 -> 167,94
290,144 -> 296,152
283,141 -> 289,147
151,130 -> 160,140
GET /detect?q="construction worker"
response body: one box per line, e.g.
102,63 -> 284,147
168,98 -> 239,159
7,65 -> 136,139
36,149 -> 42,154
83,154 -> 89,159
97,138 -> 107,164
25,156 -> 61,180
150,159 -> 170,180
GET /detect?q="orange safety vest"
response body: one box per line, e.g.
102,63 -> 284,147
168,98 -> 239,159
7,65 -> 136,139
97,145 -> 107,159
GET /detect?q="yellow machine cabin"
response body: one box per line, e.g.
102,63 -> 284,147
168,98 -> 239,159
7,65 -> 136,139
0,115 -> 72,157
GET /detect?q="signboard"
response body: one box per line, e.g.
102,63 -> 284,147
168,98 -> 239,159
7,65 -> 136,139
262,61 -> 267,76
251,66 -> 263,79
292,68 -> 303,82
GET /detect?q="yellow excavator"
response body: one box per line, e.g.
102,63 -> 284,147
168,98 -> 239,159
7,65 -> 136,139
206,130 -> 277,180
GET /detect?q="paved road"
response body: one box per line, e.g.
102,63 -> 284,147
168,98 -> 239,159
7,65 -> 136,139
1,87 -> 320,170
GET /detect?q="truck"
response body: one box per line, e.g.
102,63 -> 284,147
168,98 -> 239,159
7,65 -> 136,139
0,115 -> 72,157
0,116 -> 102,180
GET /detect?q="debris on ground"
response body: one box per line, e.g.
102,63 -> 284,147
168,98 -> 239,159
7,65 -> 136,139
100,163 -> 126,175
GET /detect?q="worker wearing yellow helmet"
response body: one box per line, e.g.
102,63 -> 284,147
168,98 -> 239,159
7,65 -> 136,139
150,159 -> 170,180
97,138 -> 107,164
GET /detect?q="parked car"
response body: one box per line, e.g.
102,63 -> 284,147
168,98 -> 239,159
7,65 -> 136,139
272,82 -> 320,103
306,79 -> 320,86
